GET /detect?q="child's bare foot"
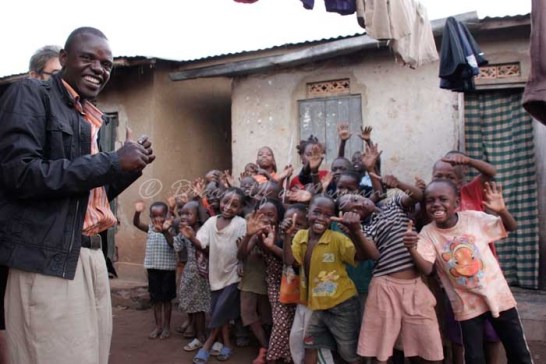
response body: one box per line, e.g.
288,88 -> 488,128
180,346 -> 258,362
175,321 -> 190,334
148,328 -> 161,339
159,328 -> 170,340
184,328 -> 195,339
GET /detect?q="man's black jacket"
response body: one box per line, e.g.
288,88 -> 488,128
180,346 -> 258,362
0,74 -> 140,279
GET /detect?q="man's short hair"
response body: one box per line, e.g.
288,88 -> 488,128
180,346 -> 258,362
28,45 -> 61,73
64,27 -> 108,53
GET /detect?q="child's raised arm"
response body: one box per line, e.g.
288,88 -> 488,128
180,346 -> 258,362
237,212 -> 267,260
337,122 -> 352,158
280,213 -> 299,267
274,165 -> 294,185
362,143 -> 384,202
403,222 -> 434,275
260,228 -> 283,258
370,173 -> 423,209
161,218 -> 174,247
331,212 -> 380,261
166,195 -> 177,218
180,225 -> 206,251
133,201 -> 148,232
358,126 -> 374,147
483,182 -> 517,231
442,154 -> 496,182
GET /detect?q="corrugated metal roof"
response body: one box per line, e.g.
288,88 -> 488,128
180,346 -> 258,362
176,13 -> 530,64
0,13 -> 530,82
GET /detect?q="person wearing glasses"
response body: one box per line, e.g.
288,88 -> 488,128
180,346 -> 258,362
28,45 -> 62,80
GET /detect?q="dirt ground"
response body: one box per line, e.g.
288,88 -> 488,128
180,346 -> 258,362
109,306 -> 258,364
110,306 -> 546,364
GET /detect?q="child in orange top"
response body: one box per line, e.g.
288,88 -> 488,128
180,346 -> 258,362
404,180 -> 532,364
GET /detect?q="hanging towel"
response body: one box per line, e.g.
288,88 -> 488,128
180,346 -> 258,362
390,0 -> 438,68
363,0 -> 412,40
439,17 -> 488,92
522,0 -> 546,125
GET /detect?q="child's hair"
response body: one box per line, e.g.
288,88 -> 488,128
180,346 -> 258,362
205,169 -> 222,183
256,197 -> 286,222
256,180 -> 283,201
445,150 -> 467,157
183,200 -> 208,226
244,162 -> 259,175
205,181 -> 225,198
285,203 -> 307,216
150,201 -> 168,215
296,134 -> 323,156
425,179 -> 459,197
337,171 -> 361,184
332,157 -> 353,170
309,194 -> 336,210
222,187 -> 246,202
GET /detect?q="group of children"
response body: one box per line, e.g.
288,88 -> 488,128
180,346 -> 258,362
133,125 -> 534,364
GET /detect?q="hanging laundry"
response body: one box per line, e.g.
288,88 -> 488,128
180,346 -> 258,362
356,0 -> 437,68
300,0 -> 314,10
438,17 -> 488,92
325,0 -> 356,15
299,0 -> 356,15
522,0 -> 546,125
390,0 -> 438,68
361,0 -> 412,40
356,0 -> 365,28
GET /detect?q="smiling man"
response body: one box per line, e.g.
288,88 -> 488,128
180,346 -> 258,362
0,27 -> 155,364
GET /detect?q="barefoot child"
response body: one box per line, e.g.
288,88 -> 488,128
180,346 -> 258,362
133,201 -> 176,340
404,180 -> 532,364
236,211 -> 272,364
256,199 -> 297,364
175,201 -> 211,352
182,188 -> 247,363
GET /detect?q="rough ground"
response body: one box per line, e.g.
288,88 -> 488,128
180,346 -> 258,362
109,306 -> 546,364
110,306 -> 258,364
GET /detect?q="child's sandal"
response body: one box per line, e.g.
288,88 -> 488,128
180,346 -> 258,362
210,342 -> 223,356
216,346 -> 233,361
184,338 -> 204,352
193,348 -> 210,364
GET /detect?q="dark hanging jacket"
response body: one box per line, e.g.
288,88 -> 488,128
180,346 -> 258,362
300,0 -> 356,15
439,17 -> 488,92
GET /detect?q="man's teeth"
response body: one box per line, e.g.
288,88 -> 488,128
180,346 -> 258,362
433,211 -> 445,217
84,76 -> 100,85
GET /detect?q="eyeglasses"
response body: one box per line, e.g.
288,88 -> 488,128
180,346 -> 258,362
40,69 -> 61,76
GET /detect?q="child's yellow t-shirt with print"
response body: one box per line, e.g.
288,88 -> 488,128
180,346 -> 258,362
417,210 -> 516,321
291,229 -> 357,310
